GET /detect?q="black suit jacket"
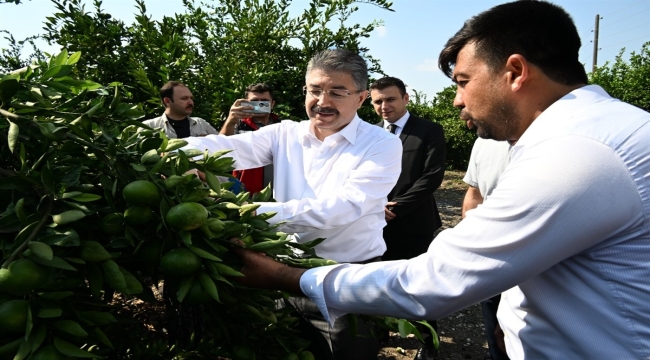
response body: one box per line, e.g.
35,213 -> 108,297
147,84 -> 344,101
381,115 -> 446,258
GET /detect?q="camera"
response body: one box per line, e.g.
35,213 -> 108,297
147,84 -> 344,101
241,101 -> 271,114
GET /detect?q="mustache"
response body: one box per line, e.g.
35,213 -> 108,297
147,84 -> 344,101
311,105 -> 338,115
459,109 -> 472,121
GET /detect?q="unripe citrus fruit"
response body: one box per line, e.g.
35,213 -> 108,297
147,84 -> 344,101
299,351 -> 316,360
0,259 -> 49,295
32,344 -> 72,360
124,206 -> 152,226
122,180 -> 161,207
160,248 -> 202,276
100,212 -> 124,235
0,299 -> 28,334
165,202 -> 209,231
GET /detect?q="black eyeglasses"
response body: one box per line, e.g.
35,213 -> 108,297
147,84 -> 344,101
303,86 -> 364,101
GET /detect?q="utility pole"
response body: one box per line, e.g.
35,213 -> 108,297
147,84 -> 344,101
592,14 -> 600,72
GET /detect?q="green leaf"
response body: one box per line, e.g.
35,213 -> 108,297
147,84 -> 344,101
78,311 -> 117,325
13,220 -> 40,246
198,271 -> 220,302
14,338 -> 30,360
205,171 -> 222,194
53,320 -> 88,337
37,307 -> 63,318
0,338 -> 22,357
52,210 -> 86,225
41,163 -> 58,194
41,65 -> 63,80
28,242 -> 54,261
163,138 -> 188,152
7,120 -> 19,154
68,193 -> 102,202
29,324 -> 47,354
61,165 -> 82,187
91,327 -> 114,349
30,255 -> 77,271
187,244 -> 222,262
53,337 -> 102,358
101,259 -> 127,293
397,318 -> 414,338
67,51 -> 82,65
130,163 -> 147,172
39,229 -> 80,247
54,50 -> 68,66
120,267 -> 143,294
0,77 -> 20,102
177,276 -> 193,303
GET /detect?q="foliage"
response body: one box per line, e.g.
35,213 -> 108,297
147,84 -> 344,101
0,51 -> 430,359
0,0 -> 394,126
0,51 -> 317,359
407,86 -> 475,170
589,41 -> 650,112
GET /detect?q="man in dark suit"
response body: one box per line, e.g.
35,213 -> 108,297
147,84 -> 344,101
370,76 -> 447,360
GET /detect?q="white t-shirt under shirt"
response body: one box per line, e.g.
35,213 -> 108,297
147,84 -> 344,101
463,138 -> 511,199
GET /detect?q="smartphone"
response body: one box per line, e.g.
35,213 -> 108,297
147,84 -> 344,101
241,101 -> 271,114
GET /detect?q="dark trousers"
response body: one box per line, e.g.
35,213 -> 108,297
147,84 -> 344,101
481,295 -> 509,360
281,296 -> 380,360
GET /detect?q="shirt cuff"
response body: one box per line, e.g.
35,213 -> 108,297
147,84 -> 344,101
300,264 -> 350,328
255,202 -> 284,225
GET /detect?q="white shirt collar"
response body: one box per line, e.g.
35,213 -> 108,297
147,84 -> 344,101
301,114 -> 362,145
383,110 -> 410,132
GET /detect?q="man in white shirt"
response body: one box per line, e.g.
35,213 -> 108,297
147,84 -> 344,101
183,49 -> 402,359
230,2 -> 650,359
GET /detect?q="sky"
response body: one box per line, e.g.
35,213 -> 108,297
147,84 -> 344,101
1,0 -> 649,99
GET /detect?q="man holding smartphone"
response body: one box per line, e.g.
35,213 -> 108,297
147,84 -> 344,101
220,83 -> 280,194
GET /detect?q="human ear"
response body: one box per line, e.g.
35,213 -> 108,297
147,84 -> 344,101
357,90 -> 369,108
505,54 -> 529,91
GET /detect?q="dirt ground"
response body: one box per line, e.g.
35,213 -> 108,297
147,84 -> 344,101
377,170 -> 490,360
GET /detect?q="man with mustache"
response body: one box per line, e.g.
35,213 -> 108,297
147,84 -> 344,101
142,81 -> 218,139
183,49 -> 402,359
228,1 -> 650,359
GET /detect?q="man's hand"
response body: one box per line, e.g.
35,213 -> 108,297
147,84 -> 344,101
220,99 -> 254,135
230,243 -> 307,295
385,201 -> 397,221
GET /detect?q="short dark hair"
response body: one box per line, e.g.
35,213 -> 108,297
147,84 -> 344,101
245,83 -> 274,100
307,49 -> 368,91
438,0 -> 588,86
160,81 -> 186,105
370,77 -> 407,97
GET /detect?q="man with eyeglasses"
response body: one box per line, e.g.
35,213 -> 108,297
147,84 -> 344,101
183,48 -> 402,359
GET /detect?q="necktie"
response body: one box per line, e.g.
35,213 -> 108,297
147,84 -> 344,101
388,124 -> 397,134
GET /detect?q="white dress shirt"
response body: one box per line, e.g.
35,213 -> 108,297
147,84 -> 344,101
383,111 -> 410,136
300,86 -> 650,359
183,115 -> 402,262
